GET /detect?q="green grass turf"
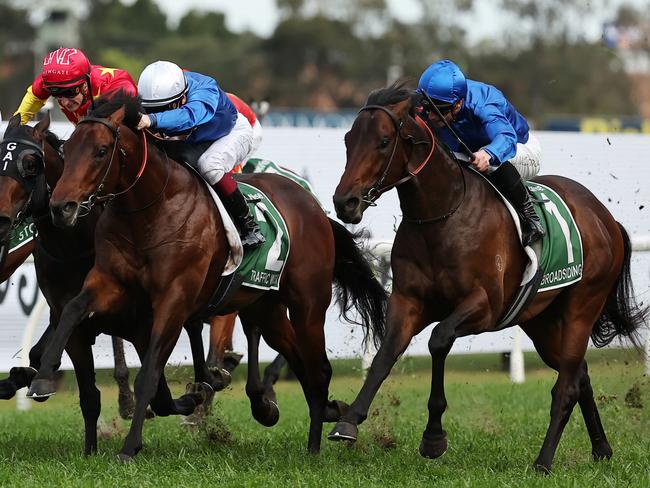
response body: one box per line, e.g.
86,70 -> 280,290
0,348 -> 647,487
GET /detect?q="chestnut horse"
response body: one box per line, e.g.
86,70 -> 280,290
329,84 -> 647,473
0,114 -> 223,454
28,94 -> 386,461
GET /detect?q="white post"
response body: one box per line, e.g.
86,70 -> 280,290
510,326 -> 525,384
16,293 -> 48,411
645,328 -> 650,377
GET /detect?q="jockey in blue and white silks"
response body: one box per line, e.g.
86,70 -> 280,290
417,59 -> 544,247
136,61 -> 264,249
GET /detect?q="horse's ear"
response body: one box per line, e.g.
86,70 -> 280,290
7,114 -> 21,131
107,105 -> 126,127
402,115 -> 430,146
34,111 -> 51,135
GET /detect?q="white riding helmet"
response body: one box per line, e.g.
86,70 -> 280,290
138,60 -> 188,108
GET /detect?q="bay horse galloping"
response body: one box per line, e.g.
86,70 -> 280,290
28,93 -> 386,461
329,83 -> 647,473
0,114 -> 222,453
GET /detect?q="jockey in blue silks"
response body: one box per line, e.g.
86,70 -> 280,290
136,60 -> 265,249
418,59 -> 544,247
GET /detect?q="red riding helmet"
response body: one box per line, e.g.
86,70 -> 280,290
41,48 -> 91,89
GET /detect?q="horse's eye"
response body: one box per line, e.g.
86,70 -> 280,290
97,148 -> 108,158
379,137 -> 390,149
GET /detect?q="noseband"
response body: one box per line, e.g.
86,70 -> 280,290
75,117 -> 148,215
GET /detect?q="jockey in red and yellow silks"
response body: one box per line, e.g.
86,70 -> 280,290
15,47 -> 137,125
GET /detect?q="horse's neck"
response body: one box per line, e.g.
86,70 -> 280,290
109,138 -> 203,239
396,145 -> 471,220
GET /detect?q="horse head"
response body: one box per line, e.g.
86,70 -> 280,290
50,92 -> 142,228
0,113 -> 57,245
333,83 -> 433,224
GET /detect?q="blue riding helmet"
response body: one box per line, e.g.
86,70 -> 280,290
418,59 -> 468,104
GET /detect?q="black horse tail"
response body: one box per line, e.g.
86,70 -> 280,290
329,218 -> 387,349
591,222 -> 649,348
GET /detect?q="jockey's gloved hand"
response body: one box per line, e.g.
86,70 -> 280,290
471,149 -> 491,173
136,113 -> 151,130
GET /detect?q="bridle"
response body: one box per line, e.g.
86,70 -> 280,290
358,104 -> 466,224
75,117 -> 149,215
0,136 -> 46,231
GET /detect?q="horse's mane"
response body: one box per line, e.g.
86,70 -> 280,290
43,130 -> 64,152
366,80 -> 417,107
88,90 -> 141,128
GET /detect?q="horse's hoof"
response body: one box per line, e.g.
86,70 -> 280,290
209,368 -> 232,392
222,351 -> 244,372
592,444 -> 613,461
532,460 -> 552,475
327,421 -> 358,442
324,400 -> 350,422
252,399 -> 280,427
174,394 -> 203,415
118,392 -> 136,420
116,453 -> 134,464
27,378 -> 57,398
419,431 -> 448,459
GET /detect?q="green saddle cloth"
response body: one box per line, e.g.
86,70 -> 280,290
526,182 -> 583,291
8,217 -> 36,254
236,182 -> 290,291
242,158 -> 322,204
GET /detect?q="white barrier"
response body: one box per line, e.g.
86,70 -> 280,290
0,126 -> 648,377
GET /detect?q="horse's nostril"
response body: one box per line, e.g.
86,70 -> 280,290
62,201 -> 78,217
345,197 -> 360,211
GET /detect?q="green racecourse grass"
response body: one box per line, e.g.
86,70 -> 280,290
0,348 -> 648,487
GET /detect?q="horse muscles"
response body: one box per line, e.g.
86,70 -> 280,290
330,83 -> 647,474
31,92 -> 388,461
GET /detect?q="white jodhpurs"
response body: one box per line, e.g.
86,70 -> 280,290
510,132 -> 542,180
249,119 -> 263,158
197,113 -> 253,185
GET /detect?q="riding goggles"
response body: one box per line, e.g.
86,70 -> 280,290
47,84 -> 82,98
418,89 -> 455,116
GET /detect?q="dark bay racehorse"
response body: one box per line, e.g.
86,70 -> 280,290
329,84 -> 647,473
0,114 -> 221,454
28,93 -> 386,461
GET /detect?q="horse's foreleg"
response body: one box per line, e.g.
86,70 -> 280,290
328,293 -> 421,443
420,290 -> 492,460
112,336 -> 135,420
119,301 -> 191,462
28,272 -> 125,398
0,323 -> 53,399
66,331 -> 101,456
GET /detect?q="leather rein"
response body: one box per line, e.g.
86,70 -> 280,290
359,104 -> 466,224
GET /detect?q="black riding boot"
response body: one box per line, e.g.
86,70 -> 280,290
218,187 -> 266,250
487,162 -> 545,247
